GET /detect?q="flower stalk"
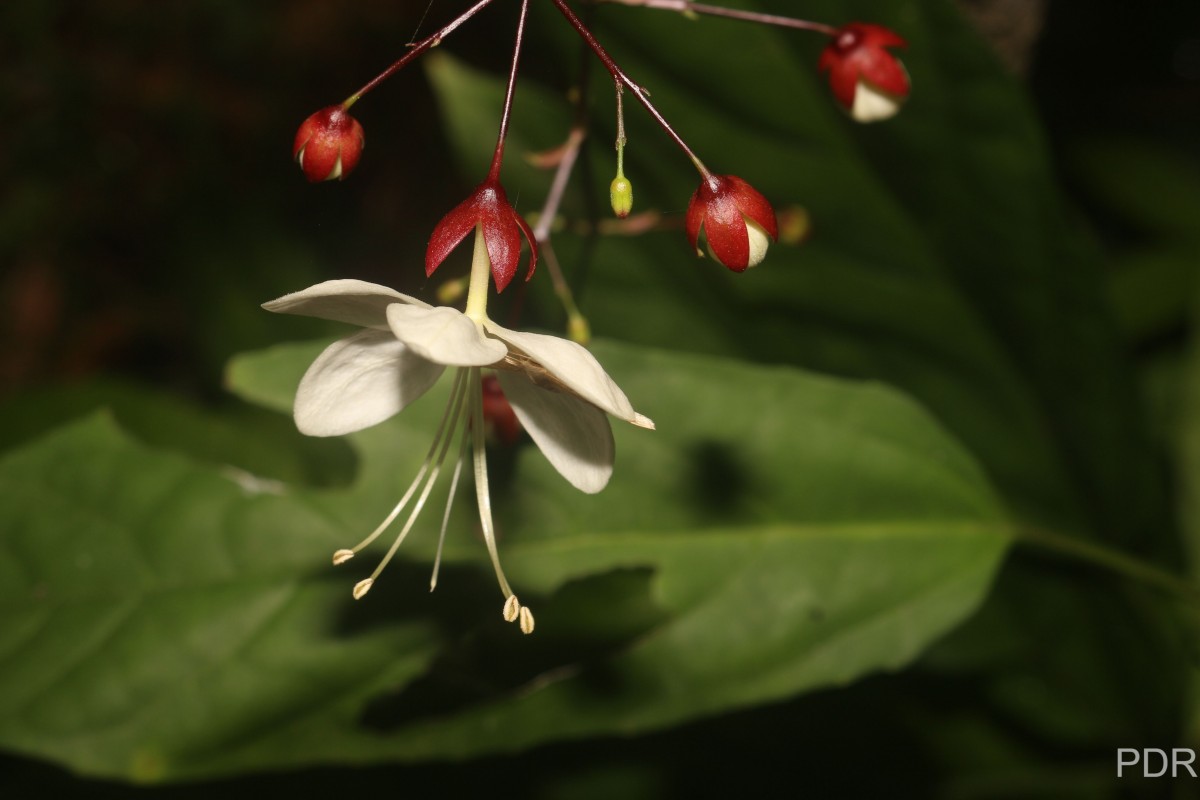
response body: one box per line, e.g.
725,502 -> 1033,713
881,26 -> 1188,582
551,0 -> 709,177
344,0 -> 498,108
596,0 -> 838,36
488,0 -> 531,182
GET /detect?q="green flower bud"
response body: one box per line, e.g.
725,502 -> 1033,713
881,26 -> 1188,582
610,175 -> 633,219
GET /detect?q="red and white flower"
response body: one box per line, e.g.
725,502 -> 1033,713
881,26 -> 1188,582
263,263 -> 652,632
818,23 -> 911,123
686,175 -> 778,272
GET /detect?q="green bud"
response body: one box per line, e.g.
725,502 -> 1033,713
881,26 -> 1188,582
610,175 -> 633,219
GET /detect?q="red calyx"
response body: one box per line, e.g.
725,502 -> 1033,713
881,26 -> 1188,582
293,105 -> 365,182
426,180 -> 538,293
481,375 -> 521,446
817,23 -> 910,112
685,175 -> 778,272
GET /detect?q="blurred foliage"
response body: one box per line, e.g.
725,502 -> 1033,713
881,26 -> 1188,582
2,0 -> 1199,797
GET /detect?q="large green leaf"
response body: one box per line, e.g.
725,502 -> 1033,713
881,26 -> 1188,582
424,1 -> 1187,783
0,340 -> 1008,780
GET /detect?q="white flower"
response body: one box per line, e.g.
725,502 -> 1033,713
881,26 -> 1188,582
265,278 -> 653,489
263,278 -> 653,632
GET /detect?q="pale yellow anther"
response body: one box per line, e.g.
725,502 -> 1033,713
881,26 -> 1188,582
332,549 -> 355,566
518,606 -> 535,635
503,594 -> 521,622
352,578 -> 374,600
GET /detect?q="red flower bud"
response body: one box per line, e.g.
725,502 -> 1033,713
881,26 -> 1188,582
685,175 -> 778,272
818,23 -> 910,123
426,180 -> 538,293
293,105 -> 365,182
481,375 -> 521,446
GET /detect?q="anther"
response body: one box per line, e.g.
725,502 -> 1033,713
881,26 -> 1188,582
519,606 -> 535,635
332,549 -> 355,566
352,578 -> 374,600
503,594 -> 521,622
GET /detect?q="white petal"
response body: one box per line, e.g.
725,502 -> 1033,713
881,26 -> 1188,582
704,215 -> 772,269
294,329 -> 444,436
496,371 -> 614,494
851,79 -> 905,123
484,322 -> 649,426
387,304 -> 506,367
263,279 -> 429,330
745,217 -> 771,268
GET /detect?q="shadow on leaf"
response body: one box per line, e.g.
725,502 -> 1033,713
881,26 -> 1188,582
358,567 -> 669,731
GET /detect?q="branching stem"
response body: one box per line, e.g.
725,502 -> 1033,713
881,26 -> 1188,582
597,0 -> 838,36
344,0 -> 499,107
551,0 -> 710,176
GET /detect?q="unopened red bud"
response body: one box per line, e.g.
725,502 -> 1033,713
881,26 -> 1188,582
818,23 -> 911,123
685,175 -> 778,272
293,105 -> 365,182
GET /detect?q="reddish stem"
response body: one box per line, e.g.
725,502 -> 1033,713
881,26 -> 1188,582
488,0 -> 531,182
346,0 -> 498,105
599,0 -> 838,36
550,0 -> 710,177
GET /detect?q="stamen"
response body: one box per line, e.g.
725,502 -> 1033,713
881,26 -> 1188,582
470,366 -> 516,598
503,594 -> 520,622
352,578 -> 374,599
332,549 -> 355,565
340,370 -> 468,557
364,371 -> 469,585
518,606 -> 535,634
430,420 -> 470,592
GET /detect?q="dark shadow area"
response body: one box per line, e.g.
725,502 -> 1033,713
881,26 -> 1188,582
323,557 -> 508,641
683,439 -> 752,521
359,567 -> 666,732
0,674 -> 941,800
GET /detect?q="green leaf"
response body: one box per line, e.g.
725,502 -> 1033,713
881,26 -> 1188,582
0,340 -> 1008,780
0,378 -> 354,488
424,1 -> 1187,784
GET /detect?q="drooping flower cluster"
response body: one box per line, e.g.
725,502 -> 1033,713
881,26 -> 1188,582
289,1 -> 910,272
272,0 -> 912,632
